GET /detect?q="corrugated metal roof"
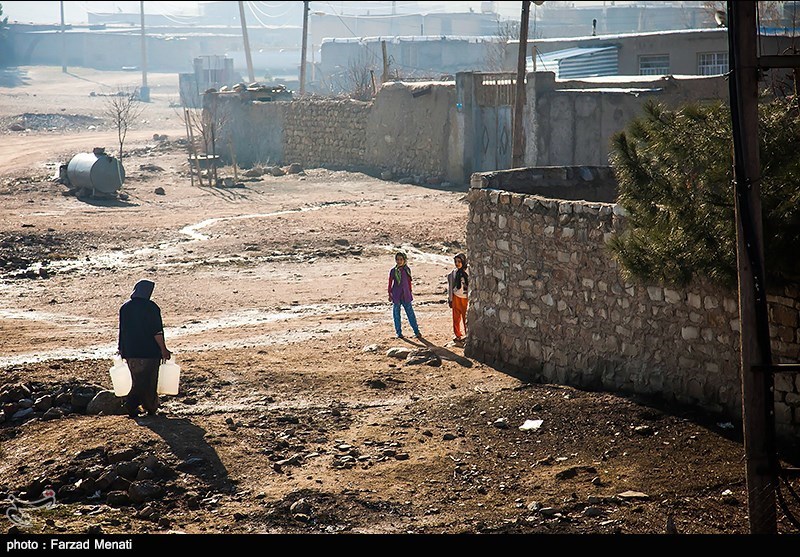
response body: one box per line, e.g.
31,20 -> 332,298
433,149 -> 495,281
527,46 -> 619,79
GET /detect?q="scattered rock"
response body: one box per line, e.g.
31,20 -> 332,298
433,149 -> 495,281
526,501 -> 541,511
276,415 -> 299,424
139,164 -> 164,172
398,177 -> 414,185
70,387 -> 96,410
276,454 -> 304,467
555,465 -> 597,481
11,408 -> 35,420
617,491 -> 650,501
108,448 -> 138,464
386,347 -> 412,359
9,123 -> 25,131
362,344 -> 380,353
154,187 -> 166,195
106,491 -> 131,507
666,515 -> 678,534
186,492 -> 201,509
243,167 -> 265,177
128,480 -> 163,504
290,498 -> 312,515
634,425 -> 655,436
591,476 -> 603,486
405,349 -> 442,367
380,171 -> 393,181
422,430 -> 433,437
157,517 -> 171,529
33,395 -> 54,412
176,457 -> 205,472
0,409 -> 5,423
86,391 -> 126,415
285,163 -> 303,174
270,166 -> 286,177
115,461 -> 141,480
394,453 -> 410,461
492,418 -> 509,429
443,433 -> 457,441
136,467 -> 155,481
366,379 -> 387,390
539,507 -> 561,517
584,507 -> 603,517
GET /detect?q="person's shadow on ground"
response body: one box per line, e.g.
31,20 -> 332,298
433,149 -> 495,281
413,337 -> 473,368
137,415 -> 235,494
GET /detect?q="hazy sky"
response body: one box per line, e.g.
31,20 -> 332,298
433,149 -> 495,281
2,1 -> 618,25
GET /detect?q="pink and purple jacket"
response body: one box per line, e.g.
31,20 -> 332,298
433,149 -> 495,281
388,266 -> 414,304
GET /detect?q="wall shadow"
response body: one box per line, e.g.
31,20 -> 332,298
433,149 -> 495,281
138,415 -> 235,493
0,68 -> 31,88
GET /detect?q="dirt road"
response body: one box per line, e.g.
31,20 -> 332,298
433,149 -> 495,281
1,67 -> 799,535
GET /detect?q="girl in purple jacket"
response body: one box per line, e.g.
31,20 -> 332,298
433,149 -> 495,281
388,252 -> 421,339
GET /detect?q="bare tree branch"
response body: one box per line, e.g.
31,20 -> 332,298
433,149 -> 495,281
102,87 -> 145,161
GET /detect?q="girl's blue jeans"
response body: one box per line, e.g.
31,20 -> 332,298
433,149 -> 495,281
393,301 -> 420,337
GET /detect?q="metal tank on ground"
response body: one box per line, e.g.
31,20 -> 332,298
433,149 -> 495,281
64,147 -> 125,194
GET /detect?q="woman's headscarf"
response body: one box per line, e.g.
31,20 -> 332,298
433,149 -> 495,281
131,279 -> 155,300
454,253 -> 468,290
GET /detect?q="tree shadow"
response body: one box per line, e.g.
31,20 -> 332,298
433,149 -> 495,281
137,415 -> 235,493
198,184 -> 252,202
0,68 -> 31,88
418,337 -> 473,368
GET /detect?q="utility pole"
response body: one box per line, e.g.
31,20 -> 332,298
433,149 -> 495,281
727,0 -> 776,534
139,1 -> 149,102
511,1 -> 531,168
238,1 -> 256,83
300,1 -> 309,95
381,40 -> 389,83
60,1 -> 67,73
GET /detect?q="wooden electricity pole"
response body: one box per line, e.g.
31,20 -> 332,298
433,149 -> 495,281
727,0 -> 777,534
511,1 -> 531,168
300,1 -> 310,95
139,1 -> 149,101
60,1 -> 67,73
381,40 -> 389,83
238,1 -> 256,83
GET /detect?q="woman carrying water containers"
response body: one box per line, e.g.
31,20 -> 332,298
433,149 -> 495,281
117,279 -> 173,418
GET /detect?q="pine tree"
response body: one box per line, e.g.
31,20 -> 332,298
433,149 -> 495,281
609,98 -> 800,288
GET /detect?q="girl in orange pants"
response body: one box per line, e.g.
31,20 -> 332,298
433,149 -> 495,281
447,253 -> 469,342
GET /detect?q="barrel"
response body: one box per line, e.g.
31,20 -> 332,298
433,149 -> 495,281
66,150 -> 125,193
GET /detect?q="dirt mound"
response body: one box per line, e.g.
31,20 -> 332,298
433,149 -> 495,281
7,113 -> 105,132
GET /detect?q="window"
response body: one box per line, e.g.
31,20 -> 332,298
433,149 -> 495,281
639,54 -> 670,76
698,52 -> 728,75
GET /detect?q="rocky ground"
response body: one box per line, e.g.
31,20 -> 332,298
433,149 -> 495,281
1,66 -> 800,535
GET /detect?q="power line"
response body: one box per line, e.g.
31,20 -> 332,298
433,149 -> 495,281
246,1 -> 272,28
249,1 -> 294,20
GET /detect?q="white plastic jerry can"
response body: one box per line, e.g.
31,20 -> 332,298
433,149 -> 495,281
157,360 -> 181,395
109,356 -> 132,397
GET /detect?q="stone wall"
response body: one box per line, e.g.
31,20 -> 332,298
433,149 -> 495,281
367,82 -> 460,181
466,179 -> 800,441
283,99 -> 370,169
207,82 -> 460,181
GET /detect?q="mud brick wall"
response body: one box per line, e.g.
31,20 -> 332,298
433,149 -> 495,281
283,99 -> 370,169
465,185 -> 800,441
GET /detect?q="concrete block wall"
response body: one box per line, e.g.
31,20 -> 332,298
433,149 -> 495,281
465,184 -> 800,441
